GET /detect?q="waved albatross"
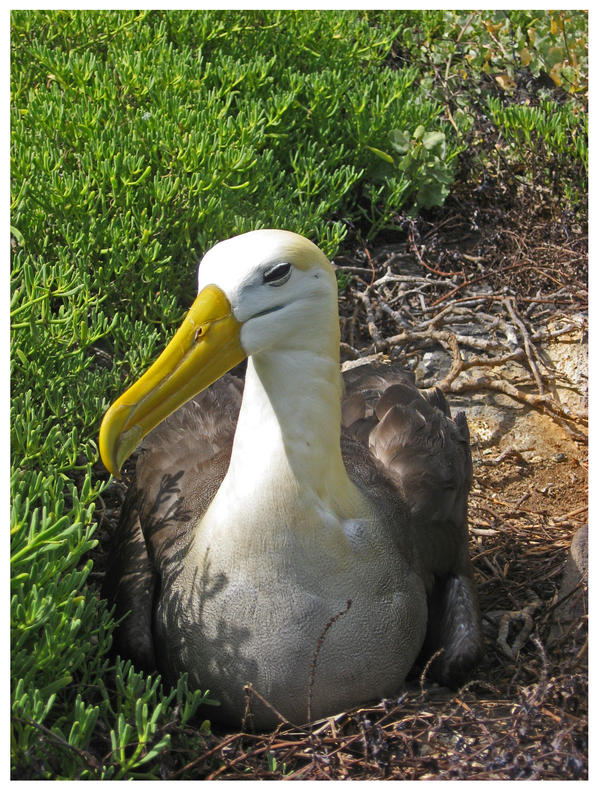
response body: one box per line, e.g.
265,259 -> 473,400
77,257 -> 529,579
100,229 -> 481,728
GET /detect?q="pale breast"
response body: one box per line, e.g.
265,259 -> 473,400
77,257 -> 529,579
154,520 -> 428,728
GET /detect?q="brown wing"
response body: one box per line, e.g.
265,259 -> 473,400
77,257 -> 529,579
101,493 -> 157,671
102,372 -> 244,672
341,360 -> 482,687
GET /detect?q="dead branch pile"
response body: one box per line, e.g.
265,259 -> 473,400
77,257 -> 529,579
336,210 -> 587,441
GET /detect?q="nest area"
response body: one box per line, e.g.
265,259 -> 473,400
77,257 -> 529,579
90,158 -> 587,779
162,177 -> 587,781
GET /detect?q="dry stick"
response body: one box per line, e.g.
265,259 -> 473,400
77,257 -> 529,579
470,526 -> 499,537
307,599 -> 353,727
352,290 -> 384,349
172,732 -> 254,778
418,648 -> 445,696
425,294 -> 506,311
378,296 -> 413,330
426,264 -> 521,309
533,323 -> 582,342
419,301 -> 462,328
425,261 -> 569,310
531,240 -> 587,256
426,293 -> 583,310
340,341 -> 361,359
335,264 -> 377,276
371,271 -> 457,290
528,636 -> 550,706
503,297 -> 545,394
437,332 -> 463,391
364,245 -> 376,286
283,762 -> 318,780
173,727 -> 302,780
206,735 -> 309,781
528,265 -> 566,287
243,683 -> 296,728
553,505 -> 588,522
424,302 -> 505,328
348,303 -> 360,349
383,327 -> 493,354
388,296 -> 504,351
420,212 -> 464,241
446,374 -> 587,426
461,349 -> 526,371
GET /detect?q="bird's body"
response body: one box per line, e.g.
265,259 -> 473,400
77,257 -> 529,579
101,230 -> 481,728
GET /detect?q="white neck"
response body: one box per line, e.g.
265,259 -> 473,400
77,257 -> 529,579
202,346 -> 366,537
234,350 -> 345,494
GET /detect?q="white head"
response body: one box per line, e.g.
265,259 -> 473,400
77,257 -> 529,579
197,229 -> 339,357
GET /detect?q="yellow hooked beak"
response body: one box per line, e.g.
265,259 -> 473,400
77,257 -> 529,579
99,285 -> 245,478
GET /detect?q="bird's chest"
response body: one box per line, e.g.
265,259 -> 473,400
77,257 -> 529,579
153,515 -> 427,727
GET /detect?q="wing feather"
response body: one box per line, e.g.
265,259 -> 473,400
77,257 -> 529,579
342,360 -> 481,685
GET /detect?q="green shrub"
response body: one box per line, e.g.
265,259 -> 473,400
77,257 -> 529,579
485,96 -> 587,203
385,9 -> 587,207
367,125 -> 459,233
390,9 -> 587,98
10,8 -> 462,778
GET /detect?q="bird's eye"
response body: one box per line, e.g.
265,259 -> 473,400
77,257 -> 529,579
263,262 -> 292,286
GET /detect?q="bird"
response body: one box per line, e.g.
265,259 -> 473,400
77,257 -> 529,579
99,229 -> 481,729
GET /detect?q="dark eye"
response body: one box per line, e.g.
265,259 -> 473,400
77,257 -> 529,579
263,262 -> 292,286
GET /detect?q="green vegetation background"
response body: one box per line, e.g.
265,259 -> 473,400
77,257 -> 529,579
10,9 -> 587,779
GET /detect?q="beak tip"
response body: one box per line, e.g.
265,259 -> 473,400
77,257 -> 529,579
100,451 -> 121,479
99,404 -> 129,479
108,464 -> 122,480
99,439 -> 121,480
